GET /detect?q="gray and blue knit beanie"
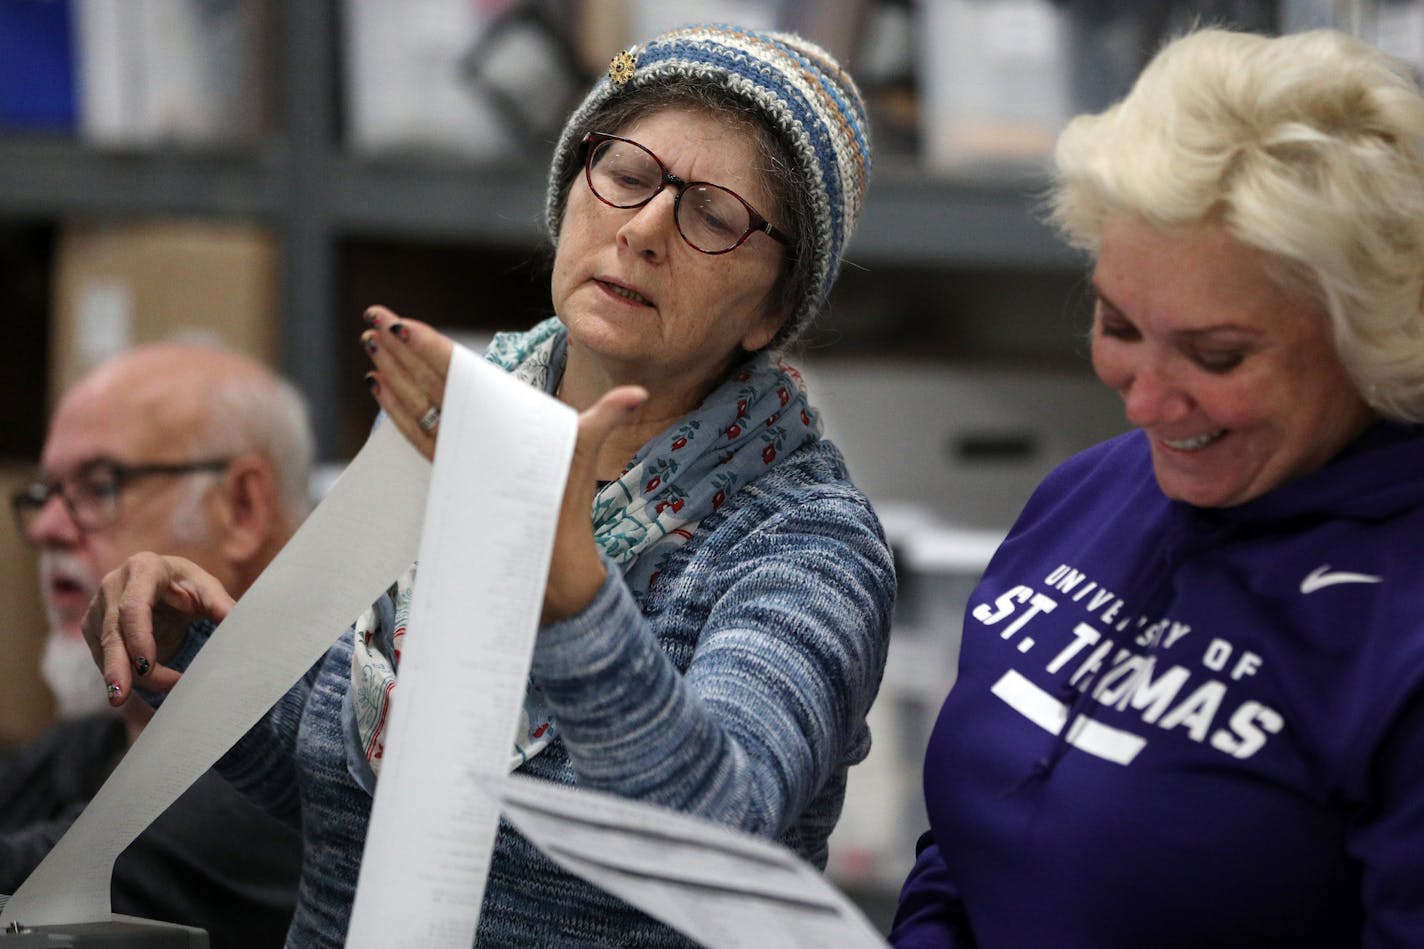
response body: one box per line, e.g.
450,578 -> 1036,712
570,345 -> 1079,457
545,24 -> 872,347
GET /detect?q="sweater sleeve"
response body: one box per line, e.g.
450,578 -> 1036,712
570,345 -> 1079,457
214,644 -> 333,829
1356,683 -> 1424,947
530,490 -> 894,838
151,617 -> 320,828
889,832 -> 976,947
134,618 -> 216,708
134,609 -> 321,826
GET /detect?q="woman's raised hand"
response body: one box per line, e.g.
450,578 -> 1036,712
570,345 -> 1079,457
83,552 -> 236,705
358,304 -> 647,623
360,306 -> 454,462
542,385 -> 647,624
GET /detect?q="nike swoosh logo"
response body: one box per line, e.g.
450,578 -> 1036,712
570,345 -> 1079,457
1300,565 -> 1383,594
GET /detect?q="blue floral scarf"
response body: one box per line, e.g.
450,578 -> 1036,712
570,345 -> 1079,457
350,317 -> 822,773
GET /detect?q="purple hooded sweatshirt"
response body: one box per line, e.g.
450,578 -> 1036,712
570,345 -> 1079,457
892,422 -> 1424,948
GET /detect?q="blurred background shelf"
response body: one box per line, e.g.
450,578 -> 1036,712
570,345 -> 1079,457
0,0 -> 1101,464
0,139 -> 282,218
10,0 -> 1400,460
0,140 -> 1078,266
331,156 -> 1083,268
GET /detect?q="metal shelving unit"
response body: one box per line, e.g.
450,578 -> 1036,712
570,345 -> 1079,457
0,139 -> 281,218
0,148 -> 1075,260
0,65 -> 1073,462
49,1 -> 1384,455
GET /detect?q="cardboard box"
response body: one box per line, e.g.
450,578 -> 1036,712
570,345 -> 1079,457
50,219 -> 279,407
0,463 -> 58,747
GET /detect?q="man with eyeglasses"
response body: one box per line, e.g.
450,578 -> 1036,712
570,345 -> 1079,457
15,454 -> 233,720
0,342 -> 310,948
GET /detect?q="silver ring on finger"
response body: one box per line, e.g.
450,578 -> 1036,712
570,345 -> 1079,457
418,405 -> 441,433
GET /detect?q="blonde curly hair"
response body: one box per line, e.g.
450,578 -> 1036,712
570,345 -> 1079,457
1050,28 -> 1424,422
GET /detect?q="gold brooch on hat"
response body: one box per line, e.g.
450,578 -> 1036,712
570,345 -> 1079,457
609,48 -> 638,87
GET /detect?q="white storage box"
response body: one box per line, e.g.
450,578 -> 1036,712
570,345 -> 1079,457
917,0 -> 1072,174
1372,0 -> 1424,74
801,358 -> 1126,530
74,0 -> 267,146
626,0 -> 779,42
341,0 -> 523,160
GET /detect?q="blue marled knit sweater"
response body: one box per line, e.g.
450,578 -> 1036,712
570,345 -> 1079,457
190,437 -> 893,947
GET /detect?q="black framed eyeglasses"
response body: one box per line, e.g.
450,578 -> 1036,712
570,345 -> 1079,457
10,457 -> 232,538
581,131 -> 792,255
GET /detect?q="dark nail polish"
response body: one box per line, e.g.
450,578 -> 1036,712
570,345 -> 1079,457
106,682 -> 121,700
390,322 -> 410,341
134,656 -> 151,676
362,332 -> 378,355
365,373 -> 380,395
363,309 -> 381,327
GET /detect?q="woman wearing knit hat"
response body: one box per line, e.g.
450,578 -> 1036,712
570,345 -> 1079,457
89,24 -> 891,948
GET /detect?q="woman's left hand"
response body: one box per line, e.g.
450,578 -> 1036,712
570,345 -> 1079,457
360,306 -> 454,462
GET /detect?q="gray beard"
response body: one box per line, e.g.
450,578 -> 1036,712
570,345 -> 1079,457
41,630 -> 114,720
